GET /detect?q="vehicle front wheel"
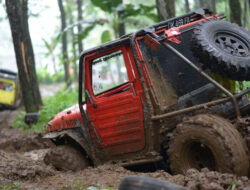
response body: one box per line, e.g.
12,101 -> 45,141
44,145 -> 89,171
167,114 -> 249,176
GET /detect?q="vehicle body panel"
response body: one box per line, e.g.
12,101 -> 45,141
0,69 -> 20,108
0,78 -> 16,106
46,105 -> 83,132
85,46 -> 145,155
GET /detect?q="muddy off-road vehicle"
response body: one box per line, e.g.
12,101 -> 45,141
0,69 -> 21,109
44,9 -> 250,176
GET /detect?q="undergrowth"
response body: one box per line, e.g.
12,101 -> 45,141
236,81 -> 250,99
12,87 -> 78,132
0,183 -> 20,190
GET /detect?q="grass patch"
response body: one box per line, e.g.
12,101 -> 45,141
0,183 -> 20,190
12,87 -> 78,132
236,81 -> 250,99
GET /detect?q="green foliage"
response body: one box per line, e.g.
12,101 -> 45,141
37,68 -> 64,84
42,36 -> 61,57
91,0 -> 122,13
0,183 -> 20,190
123,4 -> 157,22
227,180 -> 241,190
236,81 -> 250,99
89,0 -> 157,40
101,30 -> 112,43
12,88 -> 78,132
75,22 -> 103,45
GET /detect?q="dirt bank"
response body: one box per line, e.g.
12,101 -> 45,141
0,150 -> 54,181
12,164 -> 250,190
1,110 -> 250,190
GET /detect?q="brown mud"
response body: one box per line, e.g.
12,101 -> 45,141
1,110 -> 250,190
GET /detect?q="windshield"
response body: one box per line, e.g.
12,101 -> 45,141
91,50 -> 129,95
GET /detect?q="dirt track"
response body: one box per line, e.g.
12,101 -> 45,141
1,110 -> 250,190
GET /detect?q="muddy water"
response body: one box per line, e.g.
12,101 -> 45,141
1,110 -> 250,189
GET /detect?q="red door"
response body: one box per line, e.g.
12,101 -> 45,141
85,46 -> 145,155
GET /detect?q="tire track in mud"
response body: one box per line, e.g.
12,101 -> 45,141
21,165 -> 250,190
1,110 -> 250,189
0,110 -> 55,184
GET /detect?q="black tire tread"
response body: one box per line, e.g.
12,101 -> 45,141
119,176 -> 186,190
167,114 -> 249,176
192,20 -> 250,81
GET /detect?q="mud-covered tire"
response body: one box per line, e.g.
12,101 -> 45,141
44,145 -> 89,171
192,20 -> 250,81
167,114 -> 249,176
119,176 -> 186,190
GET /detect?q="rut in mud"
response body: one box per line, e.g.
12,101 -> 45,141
9,165 -> 250,190
0,110 -> 54,183
1,110 -> 250,189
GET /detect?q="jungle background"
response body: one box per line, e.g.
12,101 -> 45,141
0,0 -> 249,131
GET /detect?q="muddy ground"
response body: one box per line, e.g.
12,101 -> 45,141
1,110 -> 250,190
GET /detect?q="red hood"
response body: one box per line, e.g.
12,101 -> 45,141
46,104 -> 85,133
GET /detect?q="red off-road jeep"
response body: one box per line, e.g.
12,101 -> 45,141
44,9 -> 250,176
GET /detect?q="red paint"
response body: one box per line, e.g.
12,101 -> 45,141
46,105 -> 83,132
46,12 -> 220,157
85,46 -> 145,155
165,27 -> 181,44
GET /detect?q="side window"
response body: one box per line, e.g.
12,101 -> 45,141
92,50 -> 129,95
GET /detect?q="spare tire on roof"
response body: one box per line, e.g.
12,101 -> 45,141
192,20 -> 250,81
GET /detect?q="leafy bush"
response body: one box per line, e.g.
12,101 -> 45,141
37,68 -> 65,84
12,87 -> 78,132
0,182 -> 20,190
236,81 -> 250,99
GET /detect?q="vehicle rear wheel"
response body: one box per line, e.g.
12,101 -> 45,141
44,145 -> 89,171
167,114 -> 249,176
192,20 -> 250,81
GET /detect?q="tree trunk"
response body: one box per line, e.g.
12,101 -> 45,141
203,0 -> 216,12
77,0 -> 83,54
6,0 -> 42,113
185,0 -> 190,13
68,3 -> 78,82
199,0 -> 203,7
211,0 -> 216,13
58,0 -> 71,87
156,0 -> 175,21
229,0 -> 242,26
243,0 -> 247,28
118,9 -> 125,37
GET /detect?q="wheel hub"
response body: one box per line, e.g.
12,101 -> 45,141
215,32 -> 249,57
185,141 -> 216,171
